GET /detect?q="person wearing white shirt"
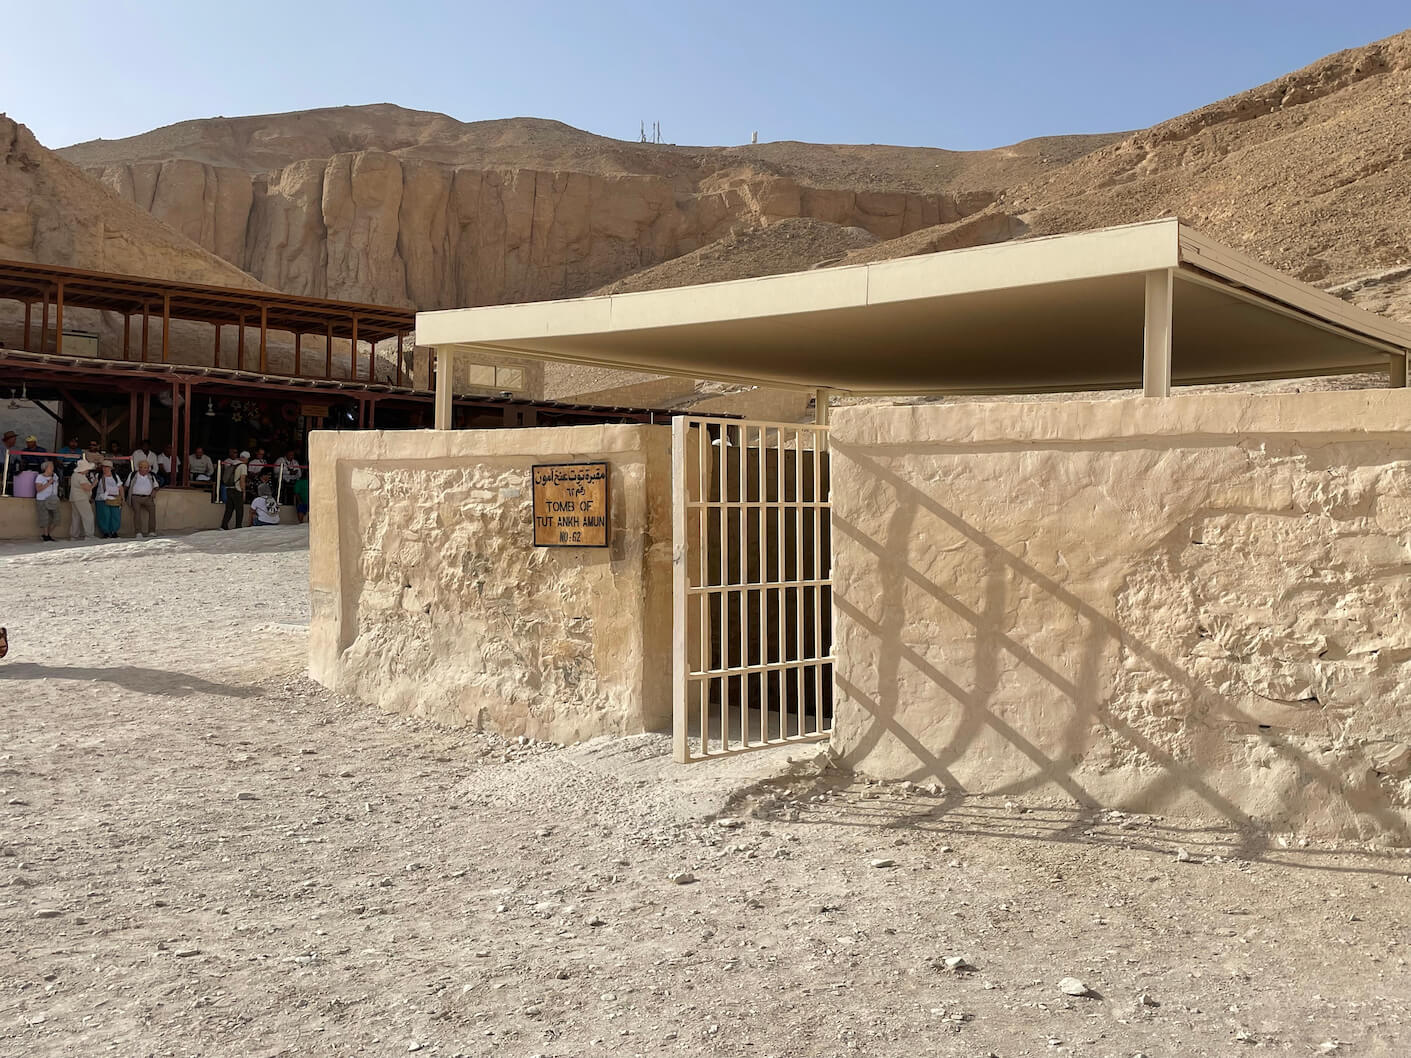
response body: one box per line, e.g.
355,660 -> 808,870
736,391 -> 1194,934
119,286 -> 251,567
188,447 -> 215,482
251,494 -> 281,526
127,460 -> 160,538
130,440 -> 158,476
155,446 -> 179,487
275,450 -> 303,483
68,454 -> 97,540
34,460 -> 60,542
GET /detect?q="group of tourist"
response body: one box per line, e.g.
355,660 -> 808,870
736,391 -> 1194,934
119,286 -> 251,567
3,429 -> 309,543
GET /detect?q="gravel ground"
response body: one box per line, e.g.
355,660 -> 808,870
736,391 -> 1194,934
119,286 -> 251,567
1,528 -> 1409,1057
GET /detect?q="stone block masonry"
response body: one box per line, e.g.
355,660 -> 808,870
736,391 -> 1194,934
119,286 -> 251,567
309,425 -> 672,743
830,390 -> 1411,842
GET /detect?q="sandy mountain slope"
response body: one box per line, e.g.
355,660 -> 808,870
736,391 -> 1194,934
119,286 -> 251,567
55,106 -> 1119,309
848,29 -> 1411,323
0,114 -> 259,287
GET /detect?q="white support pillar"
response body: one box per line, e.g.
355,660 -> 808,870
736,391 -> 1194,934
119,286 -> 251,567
434,346 -> 455,429
813,387 -> 831,425
1143,269 -> 1174,398
1390,353 -> 1407,389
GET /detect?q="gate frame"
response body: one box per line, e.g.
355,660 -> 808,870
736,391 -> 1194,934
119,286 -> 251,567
672,395 -> 835,763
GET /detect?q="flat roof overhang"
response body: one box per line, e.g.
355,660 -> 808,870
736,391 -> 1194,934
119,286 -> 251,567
415,219 -> 1411,396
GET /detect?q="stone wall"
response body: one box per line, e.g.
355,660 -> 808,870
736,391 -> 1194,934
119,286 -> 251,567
309,425 -> 672,741
830,391 -> 1411,842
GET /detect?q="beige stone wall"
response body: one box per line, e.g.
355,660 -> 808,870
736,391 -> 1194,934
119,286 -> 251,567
309,425 -> 672,741
831,390 -> 1411,841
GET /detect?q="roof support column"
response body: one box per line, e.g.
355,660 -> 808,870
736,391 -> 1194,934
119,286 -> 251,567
1142,269 -> 1174,398
813,387 -> 831,425
1390,354 -> 1407,389
434,347 -> 455,430
54,281 -> 65,355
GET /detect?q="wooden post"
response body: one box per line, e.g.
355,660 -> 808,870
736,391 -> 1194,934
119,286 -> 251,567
213,324 -> 221,368
39,287 -> 49,353
259,304 -> 268,374
395,331 -> 404,387
54,281 -> 64,354
123,314 -> 131,360
141,303 -> 150,363
325,321 -> 333,379
140,392 -> 151,442
1391,354 -> 1408,389
161,294 -> 170,362
128,392 -> 138,449
350,315 -> 359,381
170,380 -> 180,485
181,382 -> 192,487
23,300 -> 31,350
237,315 -> 245,372
367,398 -> 377,428
294,331 -> 302,377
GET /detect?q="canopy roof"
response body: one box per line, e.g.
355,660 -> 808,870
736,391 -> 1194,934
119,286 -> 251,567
417,219 -> 1411,395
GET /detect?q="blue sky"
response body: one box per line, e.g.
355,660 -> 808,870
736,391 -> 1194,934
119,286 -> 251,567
4,1 -> 1408,151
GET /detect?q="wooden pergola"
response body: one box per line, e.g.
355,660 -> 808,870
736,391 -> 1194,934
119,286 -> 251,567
0,258 -> 416,384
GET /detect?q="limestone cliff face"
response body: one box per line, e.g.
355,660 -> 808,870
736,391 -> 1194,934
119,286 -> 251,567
83,151 -> 994,308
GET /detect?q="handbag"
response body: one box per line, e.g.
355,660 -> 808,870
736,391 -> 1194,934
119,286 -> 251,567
105,497 -> 122,507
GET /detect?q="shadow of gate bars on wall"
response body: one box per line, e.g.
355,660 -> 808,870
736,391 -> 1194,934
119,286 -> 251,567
671,415 -> 835,762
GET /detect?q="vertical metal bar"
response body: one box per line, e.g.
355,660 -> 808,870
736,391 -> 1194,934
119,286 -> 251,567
737,423 -> 748,746
794,428 -> 805,735
717,424 -> 729,753
54,281 -> 65,354
778,426 -> 790,739
757,425 -> 768,743
672,416 -> 689,763
812,427 -> 823,734
697,420 -> 709,757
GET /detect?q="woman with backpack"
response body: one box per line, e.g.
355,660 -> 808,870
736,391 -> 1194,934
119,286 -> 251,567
94,461 -> 125,538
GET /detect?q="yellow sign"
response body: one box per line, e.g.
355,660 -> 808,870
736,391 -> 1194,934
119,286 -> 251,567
531,462 -> 610,548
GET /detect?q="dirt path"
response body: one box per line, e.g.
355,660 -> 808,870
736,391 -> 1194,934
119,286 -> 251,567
1,529 -> 1408,1056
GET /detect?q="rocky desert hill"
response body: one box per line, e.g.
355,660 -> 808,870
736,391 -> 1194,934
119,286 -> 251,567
57,105 -> 1119,310
0,113 -> 258,287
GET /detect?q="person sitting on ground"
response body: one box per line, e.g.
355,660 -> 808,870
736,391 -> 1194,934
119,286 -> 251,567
34,460 -> 60,542
155,445 -> 179,487
68,452 -> 97,541
94,461 -> 124,538
126,459 -> 160,539
220,452 -> 249,530
130,439 -> 158,474
293,474 -> 309,524
187,446 -> 215,483
250,493 -> 281,526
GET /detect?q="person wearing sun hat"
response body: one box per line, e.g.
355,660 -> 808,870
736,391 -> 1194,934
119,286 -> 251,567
69,450 -> 98,540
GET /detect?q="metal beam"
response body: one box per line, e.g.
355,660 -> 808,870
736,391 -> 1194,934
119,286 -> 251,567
1143,269 -> 1173,398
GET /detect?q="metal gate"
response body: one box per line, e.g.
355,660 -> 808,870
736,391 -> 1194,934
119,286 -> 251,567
671,415 -> 833,762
